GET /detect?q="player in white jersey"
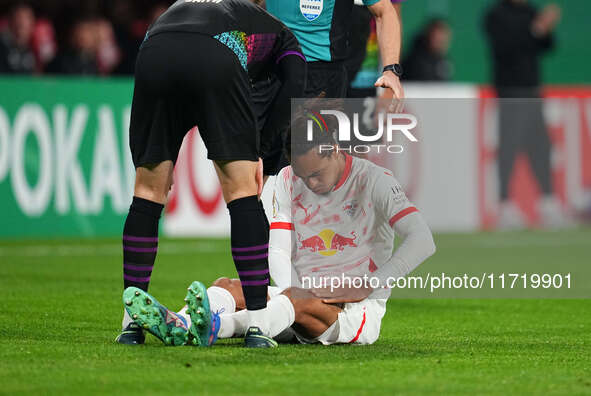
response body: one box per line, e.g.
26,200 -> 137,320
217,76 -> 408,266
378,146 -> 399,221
122,111 -> 436,346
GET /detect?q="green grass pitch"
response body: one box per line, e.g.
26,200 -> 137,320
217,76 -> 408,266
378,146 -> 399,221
1,230 -> 590,395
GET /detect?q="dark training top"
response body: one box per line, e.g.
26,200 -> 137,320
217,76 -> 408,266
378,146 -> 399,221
146,0 -> 307,174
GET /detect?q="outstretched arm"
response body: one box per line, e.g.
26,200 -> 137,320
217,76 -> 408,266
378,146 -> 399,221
367,0 -> 404,101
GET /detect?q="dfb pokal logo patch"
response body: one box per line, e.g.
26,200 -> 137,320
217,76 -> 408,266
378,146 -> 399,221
300,0 -> 323,22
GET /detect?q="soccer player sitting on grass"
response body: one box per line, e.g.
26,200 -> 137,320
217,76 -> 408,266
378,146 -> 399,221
123,110 -> 436,346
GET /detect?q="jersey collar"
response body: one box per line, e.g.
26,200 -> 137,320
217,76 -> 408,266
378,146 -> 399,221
333,154 -> 353,192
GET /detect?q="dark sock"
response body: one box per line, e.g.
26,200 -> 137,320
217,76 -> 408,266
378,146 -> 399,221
228,195 -> 270,311
122,196 -> 164,291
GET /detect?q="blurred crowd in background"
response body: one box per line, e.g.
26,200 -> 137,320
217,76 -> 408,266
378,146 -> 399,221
1,0 -> 586,228
0,0 -> 174,75
0,0 -> 454,80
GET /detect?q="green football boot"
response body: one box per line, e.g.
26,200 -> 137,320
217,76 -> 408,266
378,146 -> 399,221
184,281 -> 220,346
122,287 -> 189,346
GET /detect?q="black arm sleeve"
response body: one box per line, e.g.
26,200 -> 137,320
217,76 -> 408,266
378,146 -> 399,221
260,54 -> 307,176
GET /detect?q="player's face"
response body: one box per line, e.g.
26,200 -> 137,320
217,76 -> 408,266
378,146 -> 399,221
291,149 -> 342,195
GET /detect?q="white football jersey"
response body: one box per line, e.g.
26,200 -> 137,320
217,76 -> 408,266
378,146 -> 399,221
270,154 -> 418,283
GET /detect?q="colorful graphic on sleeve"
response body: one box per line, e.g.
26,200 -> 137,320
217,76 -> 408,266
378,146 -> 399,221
214,31 -> 248,69
213,31 -> 278,71
246,33 -> 278,63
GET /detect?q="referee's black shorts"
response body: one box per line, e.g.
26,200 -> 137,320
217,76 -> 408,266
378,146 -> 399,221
129,31 -> 258,168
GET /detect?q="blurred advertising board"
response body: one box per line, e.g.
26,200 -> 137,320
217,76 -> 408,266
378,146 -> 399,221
0,78 -> 134,237
0,79 -> 589,237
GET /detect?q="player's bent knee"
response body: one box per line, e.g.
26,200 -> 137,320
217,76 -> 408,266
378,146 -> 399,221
212,277 -> 245,310
212,277 -> 233,290
212,277 -> 242,295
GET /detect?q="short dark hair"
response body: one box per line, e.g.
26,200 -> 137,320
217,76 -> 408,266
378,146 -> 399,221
285,98 -> 343,160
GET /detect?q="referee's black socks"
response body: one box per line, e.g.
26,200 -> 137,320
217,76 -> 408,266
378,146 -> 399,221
227,195 -> 270,311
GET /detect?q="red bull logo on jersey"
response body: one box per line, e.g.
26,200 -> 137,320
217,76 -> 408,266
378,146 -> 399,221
298,229 -> 357,256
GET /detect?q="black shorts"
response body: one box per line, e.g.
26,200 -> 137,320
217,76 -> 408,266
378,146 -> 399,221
129,31 -> 258,167
304,61 -> 348,99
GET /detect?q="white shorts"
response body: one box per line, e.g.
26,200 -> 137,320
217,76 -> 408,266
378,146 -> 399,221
268,286 -> 387,346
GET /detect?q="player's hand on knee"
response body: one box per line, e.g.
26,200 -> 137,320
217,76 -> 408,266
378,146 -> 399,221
312,282 -> 373,304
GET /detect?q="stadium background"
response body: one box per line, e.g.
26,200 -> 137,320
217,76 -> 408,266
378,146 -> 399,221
1,1 -> 590,394
1,0 -> 590,82
1,0 -> 590,237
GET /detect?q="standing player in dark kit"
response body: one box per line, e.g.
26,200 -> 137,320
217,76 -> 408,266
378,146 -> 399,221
116,0 -> 306,348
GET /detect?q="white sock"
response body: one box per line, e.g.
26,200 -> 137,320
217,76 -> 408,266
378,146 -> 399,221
219,294 -> 295,338
248,308 -> 267,331
219,310 -> 249,338
207,286 -> 236,314
175,286 -> 237,329
264,295 -> 296,338
177,306 -> 191,327
122,309 -> 133,329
